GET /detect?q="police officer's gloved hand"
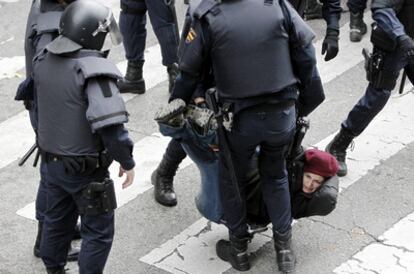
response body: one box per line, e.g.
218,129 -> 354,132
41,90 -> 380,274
322,28 -> 339,62
397,35 -> 414,64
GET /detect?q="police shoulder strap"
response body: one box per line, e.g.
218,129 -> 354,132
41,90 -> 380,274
194,0 -> 220,19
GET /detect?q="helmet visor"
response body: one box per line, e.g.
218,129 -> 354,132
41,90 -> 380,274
92,9 -> 122,46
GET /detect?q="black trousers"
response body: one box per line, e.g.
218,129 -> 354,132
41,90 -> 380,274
219,104 -> 296,237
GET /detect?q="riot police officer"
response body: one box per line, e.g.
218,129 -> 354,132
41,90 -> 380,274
33,1 -> 135,273
17,0 -> 80,261
118,0 -> 180,94
326,0 -> 414,176
170,0 -> 317,272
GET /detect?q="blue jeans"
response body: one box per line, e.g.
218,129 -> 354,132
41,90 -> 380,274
159,122 -> 223,223
342,47 -> 408,136
119,0 -> 178,66
41,162 -> 114,274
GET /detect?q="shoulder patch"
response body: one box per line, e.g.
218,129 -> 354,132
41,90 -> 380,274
185,27 -> 198,43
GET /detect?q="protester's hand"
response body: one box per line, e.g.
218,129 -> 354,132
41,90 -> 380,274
118,166 -> 135,189
322,28 -> 339,62
397,35 -> 414,64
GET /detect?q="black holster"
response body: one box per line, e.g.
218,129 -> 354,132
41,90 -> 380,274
363,48 -> 398,91
77,178 -> 117,215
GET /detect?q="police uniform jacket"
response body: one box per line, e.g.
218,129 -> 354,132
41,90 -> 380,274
171,0 -> 315,107
372,0 -> 414,38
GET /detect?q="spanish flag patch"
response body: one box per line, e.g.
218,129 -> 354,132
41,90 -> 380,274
185,27 -> 197,43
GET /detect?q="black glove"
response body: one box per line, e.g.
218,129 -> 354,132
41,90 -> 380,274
397,35 -> 414,64
322,29 -> 339,62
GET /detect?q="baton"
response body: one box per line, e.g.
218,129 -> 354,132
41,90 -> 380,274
399,69 -> 407,94
18,143 -> 37,166
206,88 -> 242,204
288,117 -> 310,159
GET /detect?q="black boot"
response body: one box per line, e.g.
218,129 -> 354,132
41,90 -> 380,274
273,229 -> 295,273
216,234 -> 251,272
46,267 -> 66,274
325,128 -> 355,177
167,64 -> 179,94
349,12 -> 367,42
34,222 -> 80,261
305,0 -> 323,20
118,60 -> 145,94
152,155 -> 179,207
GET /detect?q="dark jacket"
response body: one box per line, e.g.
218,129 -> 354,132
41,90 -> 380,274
246,153 -> 339,223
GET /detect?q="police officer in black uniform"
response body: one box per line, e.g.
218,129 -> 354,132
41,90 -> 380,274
170,0 -> 317,272
118,0 -> 180,94
32,1 -> 135,273
17,0 -> 80,260
326,0 -> 414,176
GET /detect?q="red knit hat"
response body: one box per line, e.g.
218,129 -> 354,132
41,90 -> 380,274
303,149 -> 339,178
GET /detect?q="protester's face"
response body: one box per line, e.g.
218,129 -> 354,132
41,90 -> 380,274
302,172 -> 325,194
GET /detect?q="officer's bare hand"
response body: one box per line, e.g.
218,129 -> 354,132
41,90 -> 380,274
118,166 -> 135,189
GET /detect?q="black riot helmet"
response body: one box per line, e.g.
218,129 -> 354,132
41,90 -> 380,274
47,0 -> 122,54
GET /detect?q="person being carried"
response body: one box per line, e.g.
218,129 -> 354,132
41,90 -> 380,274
154,100 -> 340,231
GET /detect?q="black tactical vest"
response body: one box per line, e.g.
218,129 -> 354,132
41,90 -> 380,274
200,0 -> 298,100
34,50 -> 109,156
397,0 -> 414,38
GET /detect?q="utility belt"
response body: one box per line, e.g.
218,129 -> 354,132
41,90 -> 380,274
76,178 -> 117,215
243,100 -> 295,113
41,150 -> 113,175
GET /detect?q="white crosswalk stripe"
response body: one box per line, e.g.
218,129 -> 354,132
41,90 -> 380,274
1,2 -> 414,273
